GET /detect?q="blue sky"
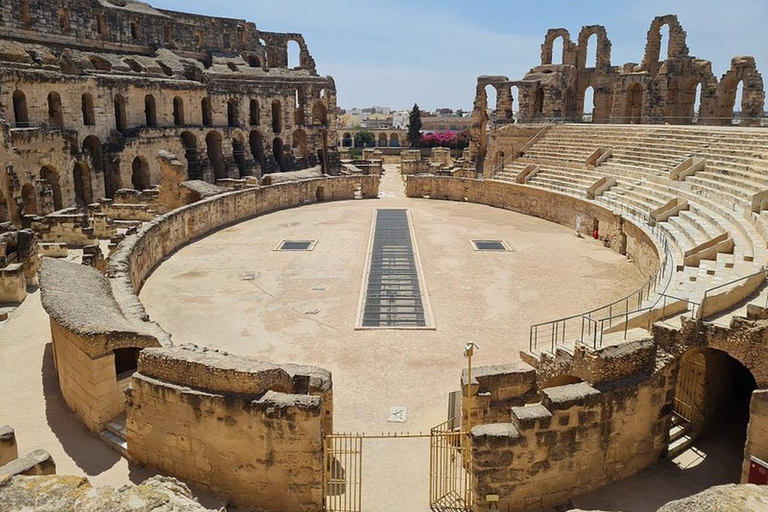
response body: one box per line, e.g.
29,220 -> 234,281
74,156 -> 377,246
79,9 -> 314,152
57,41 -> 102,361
151,0 -> 767,111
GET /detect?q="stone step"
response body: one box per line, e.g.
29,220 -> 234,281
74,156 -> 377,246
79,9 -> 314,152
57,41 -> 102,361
99,429 -> 128,458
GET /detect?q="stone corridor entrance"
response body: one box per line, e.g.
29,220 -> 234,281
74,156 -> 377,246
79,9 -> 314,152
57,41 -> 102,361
323,422 -> 473,512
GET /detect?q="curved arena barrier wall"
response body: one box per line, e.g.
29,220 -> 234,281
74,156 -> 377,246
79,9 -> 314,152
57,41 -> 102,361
41,175 -> 378,512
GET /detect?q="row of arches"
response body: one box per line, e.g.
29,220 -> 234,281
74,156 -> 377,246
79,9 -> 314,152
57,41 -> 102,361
340,132 -> 400,148
10,89 -> 328,133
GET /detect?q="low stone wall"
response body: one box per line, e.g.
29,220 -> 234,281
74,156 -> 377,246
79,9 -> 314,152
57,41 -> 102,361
405,176 -> 661,278
126,346 -> 330,512
0,264 -> 25,303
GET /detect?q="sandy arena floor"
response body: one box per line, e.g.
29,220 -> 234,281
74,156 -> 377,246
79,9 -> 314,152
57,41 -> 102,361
0,165 -> 738,512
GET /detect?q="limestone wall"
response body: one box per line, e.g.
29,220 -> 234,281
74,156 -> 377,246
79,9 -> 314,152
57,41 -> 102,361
126,346 -> 329,512
405,176 -> 661,278
743,390 -> 768,483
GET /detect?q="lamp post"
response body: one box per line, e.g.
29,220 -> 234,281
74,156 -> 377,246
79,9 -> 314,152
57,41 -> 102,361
464,342 -> 478,434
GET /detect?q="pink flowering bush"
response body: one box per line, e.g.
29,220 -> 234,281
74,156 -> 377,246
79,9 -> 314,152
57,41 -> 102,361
420,130 -> 469,149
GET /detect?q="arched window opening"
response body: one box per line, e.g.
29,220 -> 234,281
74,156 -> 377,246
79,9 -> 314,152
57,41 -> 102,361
40,166 -> 62,211
342,133 -> 353,148
97,14 -> 108,36
534,87 -> 545,117
312,102 -> 328,126
173,96 -> 185,126
247,55 -> 261,68
73,162 -> 93,207
292,129 -> 308,161
21,183 -> 37,216
659,24 -> 670,61
206,131 -> 226,180
12,90 -> 29,127
273,137 -> 285,171
131,157 -> 151,190
583,86 -> 595,122
20,0 -> 31,24
47,92 -> 64,129
271,100 -> 282,133
58,8 -> 71,33
233,138 -> 247,178
733,81 -> 745,125
227,99 -> 239,128
585,34 -> 598,68
551,36 -> 564,65
693,83 -> 703,123
130,20 -> 140,40
114,94 -> 127,133
202,97 -> 212,126
144,95 -> 157,127
625,83 -> 644,124
389,133 -> 400,148
180,132 -> 200,180
294,89 -> 305,126
511,85 -> 520,118
82,136 -> 104,174
82,94 -> 95,126
249,130 -> 266,171
377,133 -> 388,148
249,99 -> 260,126
287,40 -> 301,69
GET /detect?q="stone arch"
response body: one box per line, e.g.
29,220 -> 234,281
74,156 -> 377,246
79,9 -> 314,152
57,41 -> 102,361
82,136 -> 104,175
484,84 -> 498,118
287,39 -> 301,69
12,90 -> 28,127
250,99 -> 260,126
47,92 -> 64,128
201,97 -> 213,126
533,86 -> 545,118
292,128 -> 308,160
181,131 -> 201,180
227,98 -> 239,127
249,130 -> 266,171
582,85 -> 595,122
717,57 -> 765,126
232,133 -> 247,178
664,79 -> 680,121
541,28 -> 571,66
312,102 -> 328,126
73,161 -> 93,207
173,96 -> 185,126
624,82 -> 644,123
577,25 -> 610,69
246,54 -> 261,68
144,94 -> 157,127
342,132 -> 353,147
294,89 -> 305,126
206,131 -> 226,180
114,94 -> 127,133
377,133 -> 388,148
81,93 -> 95,126
389,132 -> 400,148
272,99 -> 282,133
641,15 -> 689,70
272,137 -> 285,171
131,156 -> 151,190
40,166 -> 62,211
21,183 -> 37,216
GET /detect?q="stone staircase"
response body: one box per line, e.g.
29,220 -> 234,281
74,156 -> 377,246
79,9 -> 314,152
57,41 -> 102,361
99,414 -> 127,458
668,412 -> 697,460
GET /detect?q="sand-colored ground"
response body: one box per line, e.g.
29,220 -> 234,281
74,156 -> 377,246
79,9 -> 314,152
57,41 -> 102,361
0,165 -> 742,512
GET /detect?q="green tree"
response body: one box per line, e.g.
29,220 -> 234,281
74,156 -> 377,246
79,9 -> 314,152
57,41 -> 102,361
354,130 -> 376,148
407,104 -> 423,148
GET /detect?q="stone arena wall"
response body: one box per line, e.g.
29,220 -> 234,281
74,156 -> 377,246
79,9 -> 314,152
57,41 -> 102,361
405,176 -> 661,278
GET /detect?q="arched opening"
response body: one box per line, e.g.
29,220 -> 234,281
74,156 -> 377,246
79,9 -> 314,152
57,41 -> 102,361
249,130 -> 266,171
173,96 -> 185,126
659,24 -> 670,62
12,90 -> 28,127
294,89 -> 305,126
131,157 -> 151,190
144,95 -> 157,127
73,162 -> 93,207
625,83 -> 644,124
672,348 -> 756,479
201,97 -> 213,126
585,33 -> 598,68
342,132 -> 353,147
271,100 -> 282,133
40,166 -> 62,211
47,92 -> 64,129
114,94 -> 127,133
733,81 -> 745,125
511,85 -> 520,119
20,0 -> 31,24
551,36 -> 564,65
246,55 -> 261,68
484,85 -> 498,122
534,87 -> 545,118
81,93 -> 95,126
312,102 -> 328,126
180,132 -> 200,180
582,86 -> 595,122
378,133 -> 388,148
232,137 -> 247,178
82,136 -> 103,174
114,347 -> 141,380
292,129 -> 308,163
272,137 -> 285,171
227,99 -> 239,127
206,131 -> 226,180
389,133 -> 400,148
693,83 -> 703,123
287,40 -> 301,69
250,99 -> 260,126
21,183 -> 37,216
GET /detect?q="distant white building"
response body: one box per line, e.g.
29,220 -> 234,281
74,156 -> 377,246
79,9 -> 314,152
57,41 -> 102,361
392,111 -> 409,129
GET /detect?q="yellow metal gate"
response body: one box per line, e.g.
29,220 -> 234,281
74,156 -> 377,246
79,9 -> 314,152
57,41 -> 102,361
323,424 -> 473,512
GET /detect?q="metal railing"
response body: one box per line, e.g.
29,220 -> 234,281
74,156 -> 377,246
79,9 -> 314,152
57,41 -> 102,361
508,114 -> 768,127
699,267 -> 768,321
529,198 -> 676,353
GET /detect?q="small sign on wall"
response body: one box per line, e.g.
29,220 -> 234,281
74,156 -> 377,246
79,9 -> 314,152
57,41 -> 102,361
749,456 -> 768,485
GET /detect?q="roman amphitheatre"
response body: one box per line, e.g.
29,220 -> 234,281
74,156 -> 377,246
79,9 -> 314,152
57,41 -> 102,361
1,1 -> 768,512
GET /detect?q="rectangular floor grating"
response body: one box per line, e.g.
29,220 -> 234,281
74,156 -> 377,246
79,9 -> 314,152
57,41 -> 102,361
359,209 -> 428,328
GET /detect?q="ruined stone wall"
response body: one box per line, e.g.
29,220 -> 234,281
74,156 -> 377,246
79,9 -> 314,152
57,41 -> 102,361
743,390 -> 768,483
0,427 -> 17,468
126,346 -> 329,512
405,176 -> 660,278
482,123 -> 553,176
